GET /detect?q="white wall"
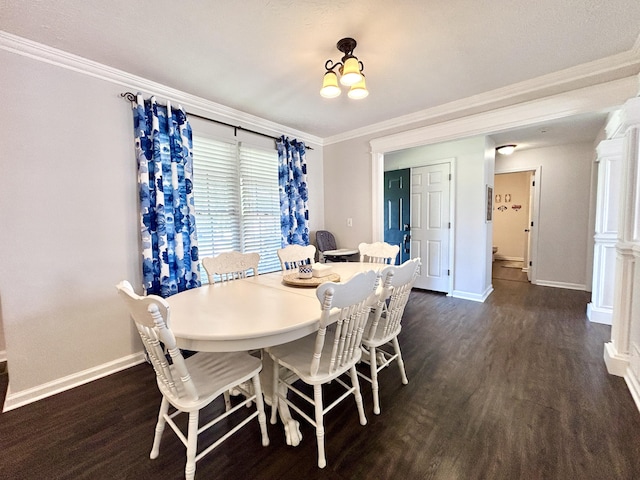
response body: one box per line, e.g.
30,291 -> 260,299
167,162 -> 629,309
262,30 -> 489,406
0,304 -> 5,361
0,46 -> 324,409
495,143 -> 595,289
322,137 -> 374,250
0,51 -> 142,401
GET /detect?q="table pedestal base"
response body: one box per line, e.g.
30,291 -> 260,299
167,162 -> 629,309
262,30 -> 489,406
260,351 -> 302,446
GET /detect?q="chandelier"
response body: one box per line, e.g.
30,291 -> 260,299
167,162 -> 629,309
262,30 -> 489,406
320,37 -> 369,100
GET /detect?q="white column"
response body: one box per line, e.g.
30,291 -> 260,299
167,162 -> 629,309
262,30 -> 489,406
605,96 -> 640,379
588,138 -> 623,324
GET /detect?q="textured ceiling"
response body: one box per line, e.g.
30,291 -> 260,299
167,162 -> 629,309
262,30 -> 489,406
2,0 -> 640,145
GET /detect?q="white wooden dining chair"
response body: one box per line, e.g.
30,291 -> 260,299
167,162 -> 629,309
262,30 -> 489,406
201,251 -> 262,407
358,241 -> 400,265
267,270 -> 379,468
358,258 -> 420,414
277,244 -> 316,273
116,281 -> 269,480
202,251 -> 260,283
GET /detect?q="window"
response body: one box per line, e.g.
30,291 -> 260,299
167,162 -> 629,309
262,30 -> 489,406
192,135 -> 281,282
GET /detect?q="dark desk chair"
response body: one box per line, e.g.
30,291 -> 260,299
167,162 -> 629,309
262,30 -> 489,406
316,230 -> 358,262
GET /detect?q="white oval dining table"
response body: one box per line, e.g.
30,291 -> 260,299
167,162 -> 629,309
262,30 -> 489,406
166,261 -> 384,447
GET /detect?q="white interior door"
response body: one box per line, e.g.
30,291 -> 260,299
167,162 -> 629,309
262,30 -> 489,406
411,163 -> 451,292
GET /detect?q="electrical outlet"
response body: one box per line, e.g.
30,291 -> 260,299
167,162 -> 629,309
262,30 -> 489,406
347,218 -> 353,227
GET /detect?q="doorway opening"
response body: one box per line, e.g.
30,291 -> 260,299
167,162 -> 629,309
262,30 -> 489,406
493,167 -> 540,284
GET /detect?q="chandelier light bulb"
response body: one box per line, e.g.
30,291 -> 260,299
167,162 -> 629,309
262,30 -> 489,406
348,75 -> 369,99
340,57 -> 363,86
320,71 -> 341,98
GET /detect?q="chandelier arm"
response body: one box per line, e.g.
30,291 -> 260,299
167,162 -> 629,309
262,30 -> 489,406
324,59 -> 343,72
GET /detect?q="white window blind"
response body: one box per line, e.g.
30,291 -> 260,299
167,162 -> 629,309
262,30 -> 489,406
192,135 -> 281,282
238,144 -> 282,273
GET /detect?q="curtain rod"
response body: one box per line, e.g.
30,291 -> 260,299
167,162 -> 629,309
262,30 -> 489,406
121,92 -> 312,150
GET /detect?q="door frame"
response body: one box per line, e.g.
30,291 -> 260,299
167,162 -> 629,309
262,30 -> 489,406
494,165 -> 541,284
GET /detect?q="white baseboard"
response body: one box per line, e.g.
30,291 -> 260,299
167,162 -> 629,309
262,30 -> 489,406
0,349 -> 6,363
452,285 -> 494,302
604,342 -> 629,377
534,280 -> 587,291
2,352 -> 146,412
586,303 -> 613,325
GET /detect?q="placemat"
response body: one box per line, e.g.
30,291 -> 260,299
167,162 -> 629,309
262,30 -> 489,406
282,272 -> 340,287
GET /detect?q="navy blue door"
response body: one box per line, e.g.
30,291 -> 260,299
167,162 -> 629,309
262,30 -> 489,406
383,169 -> 411,264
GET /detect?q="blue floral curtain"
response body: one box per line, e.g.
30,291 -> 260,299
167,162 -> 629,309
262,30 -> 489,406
132,94 -> 201,297
277,136 -> 309,246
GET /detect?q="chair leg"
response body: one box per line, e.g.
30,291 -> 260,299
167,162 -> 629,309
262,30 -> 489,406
270,360 -> 279,425
185,411 -> 199,480
313,384 -> 326,468
223,390 -> 232,411
350,366 -> 367,426
150,396 -> 169,459
392,337 -> 409,385
369,346 -> 381,415
252,374 -> 270,447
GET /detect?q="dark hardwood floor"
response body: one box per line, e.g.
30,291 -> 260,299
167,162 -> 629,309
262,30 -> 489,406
2,272 -> 640,479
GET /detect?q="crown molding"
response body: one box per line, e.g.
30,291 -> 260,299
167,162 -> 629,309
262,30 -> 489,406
0,31 -> 323,147
370,76 -> 638,154
326,39 -> 640,146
